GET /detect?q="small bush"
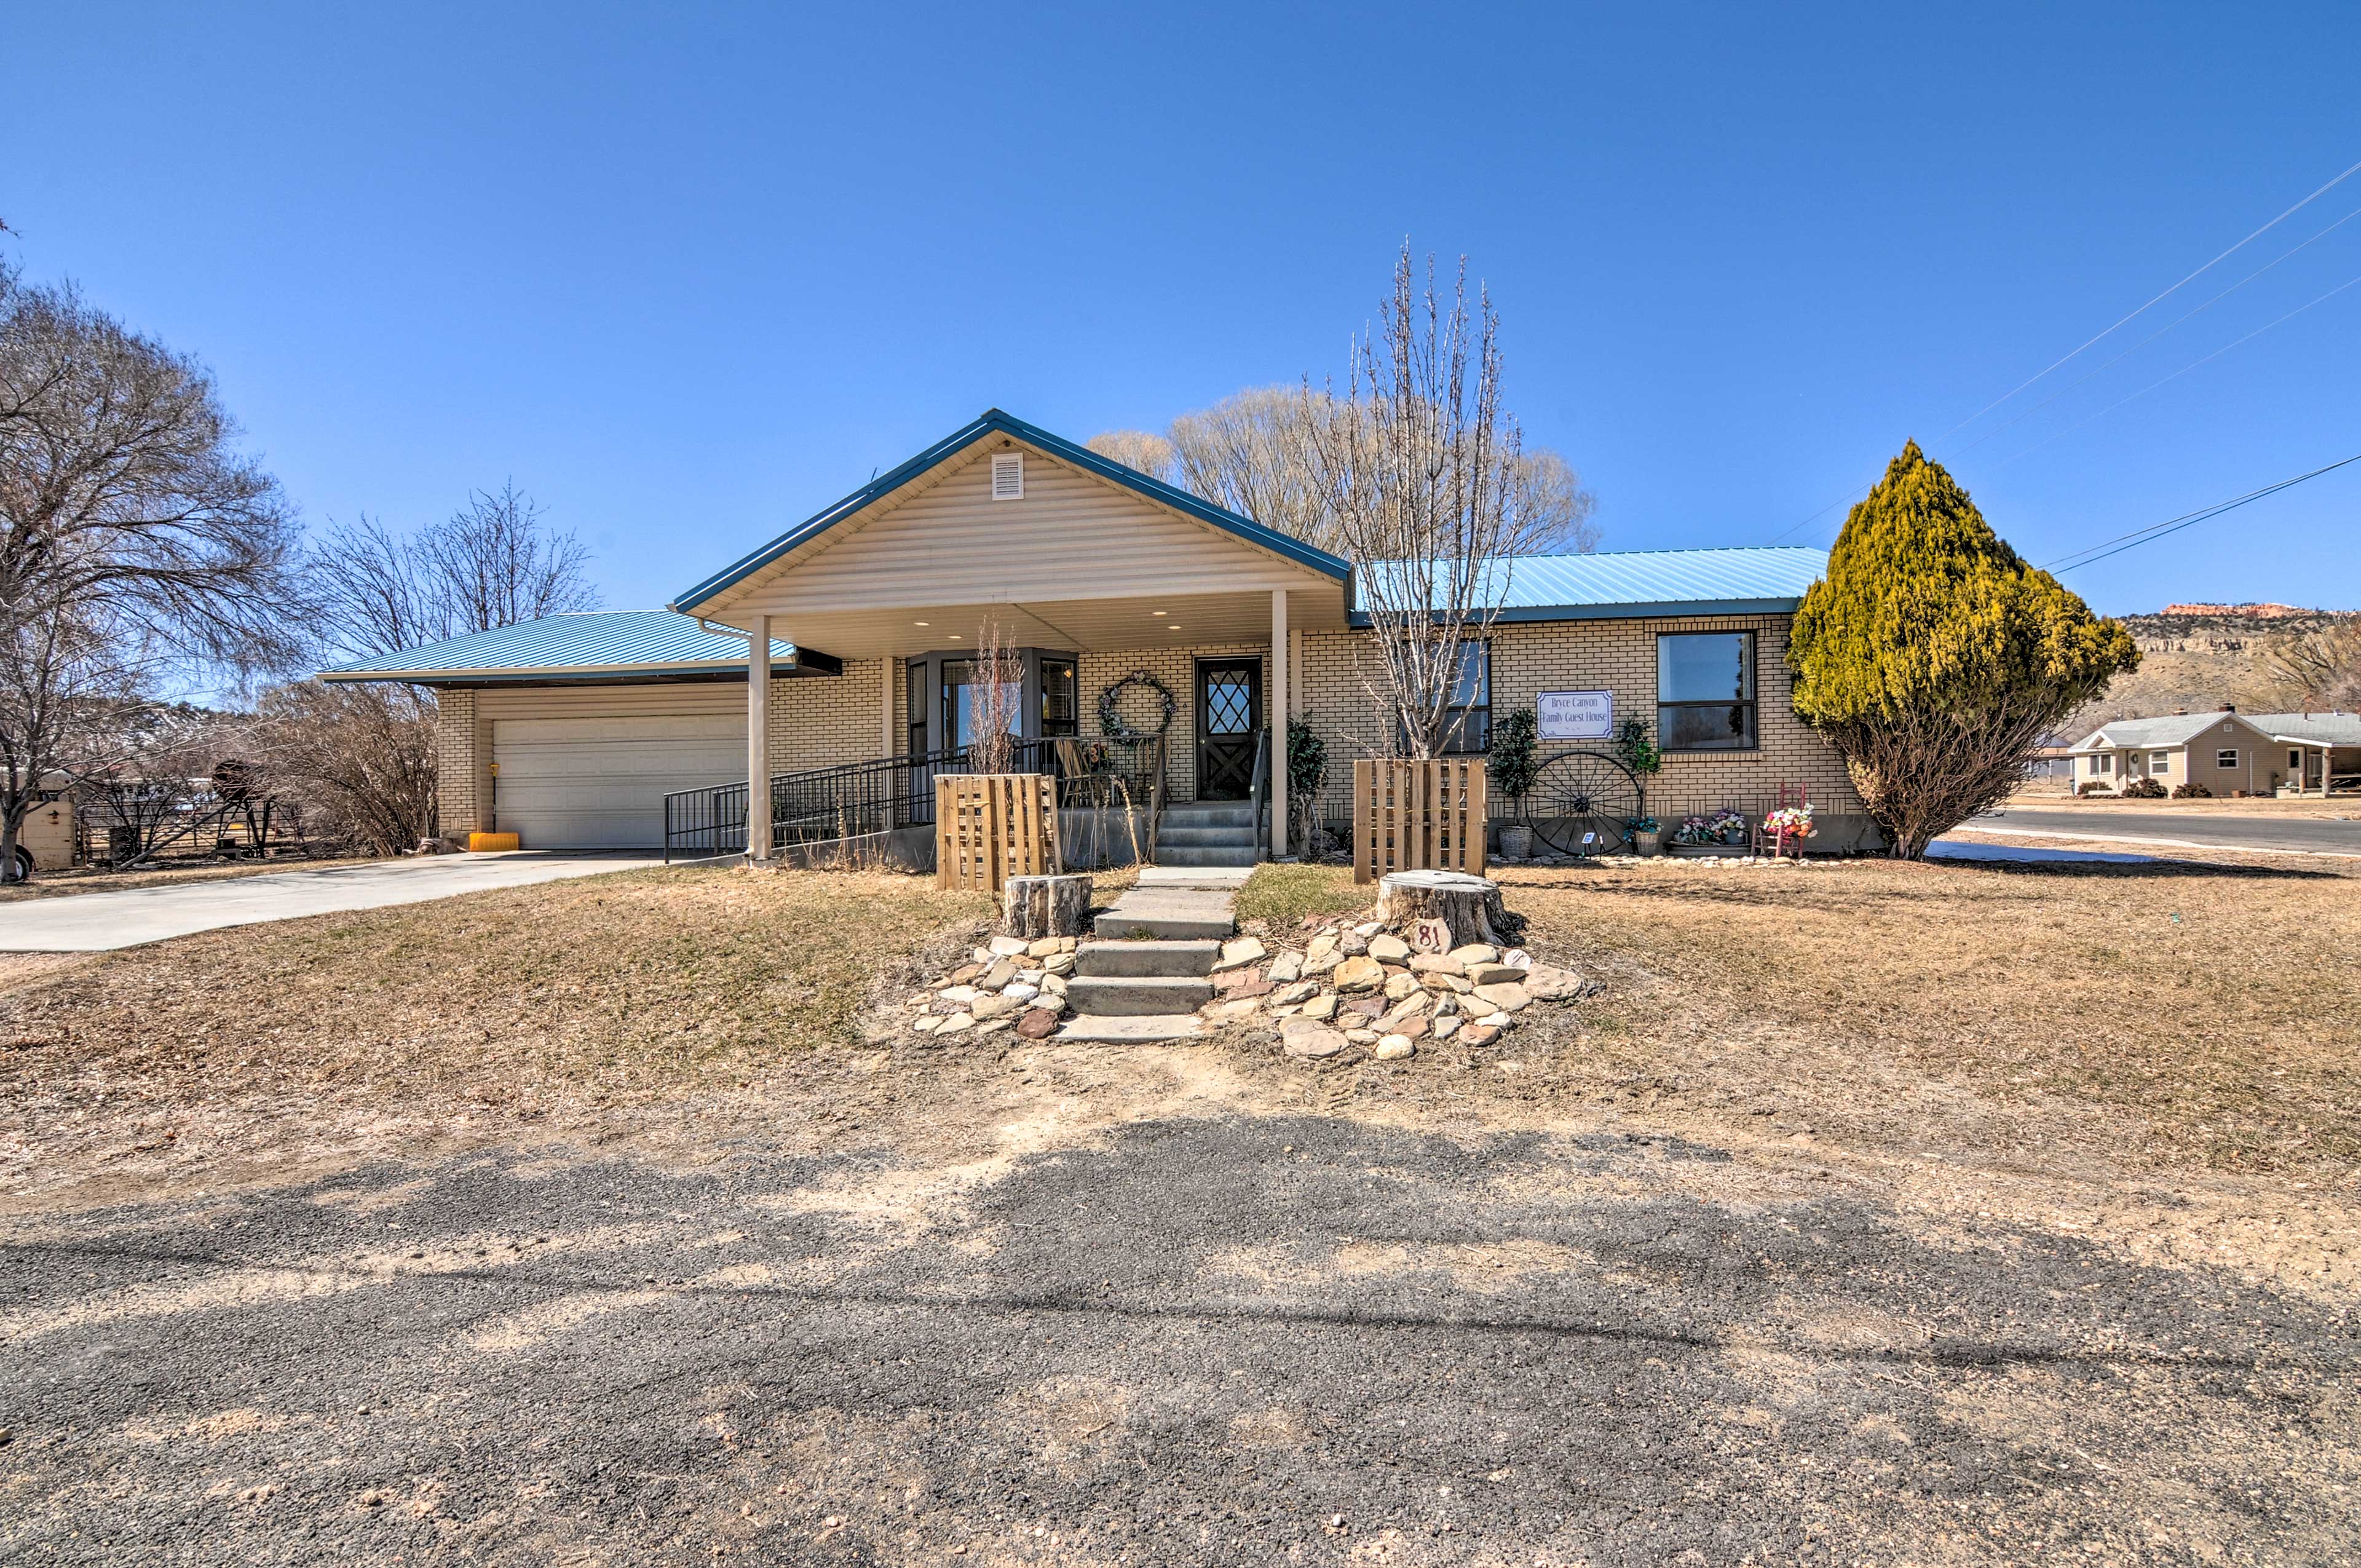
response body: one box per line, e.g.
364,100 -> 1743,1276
2172,782 -> 2213,799
2078,780 -> 2114,796
2122,778 -> 2168,799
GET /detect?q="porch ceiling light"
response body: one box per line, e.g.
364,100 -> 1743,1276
913,620 -> 928,627
1152,609 -> 1166,616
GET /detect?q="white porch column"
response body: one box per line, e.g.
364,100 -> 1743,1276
1270,588 -> 1289,857
746,615 -> 771,862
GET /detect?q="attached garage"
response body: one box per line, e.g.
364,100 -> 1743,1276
491,711 -> 746,849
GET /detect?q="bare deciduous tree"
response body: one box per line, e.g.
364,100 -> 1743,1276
250,681 -> 438,855
307,482 -> 597,660
1306,245 -> 1549,759
966,617 -> 1024,777
1083,429 -> 1177,485
0,259 -> 300,877
2266,619 -> 2361,711
1090,384 -> 1596,560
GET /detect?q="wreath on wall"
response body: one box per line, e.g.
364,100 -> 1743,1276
1097,670 -> 1177,743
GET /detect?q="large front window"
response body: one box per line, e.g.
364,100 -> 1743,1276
1658,632 -> 1755,751
941,659 -> 1022,749
1041,657 -> 1078,738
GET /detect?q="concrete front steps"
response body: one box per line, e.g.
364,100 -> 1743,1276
1055,868 -> 1244,1044
1152,800 -> 1260,868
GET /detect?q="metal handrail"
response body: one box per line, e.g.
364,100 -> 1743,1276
1246,725 -> 1272,862
662,734 -> 1166,863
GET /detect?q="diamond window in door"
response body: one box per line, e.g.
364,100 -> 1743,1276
1206,673 -> 1253,734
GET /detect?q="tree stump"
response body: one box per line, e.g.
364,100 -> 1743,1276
1375,870 -> 1513,949
1003,873 -> 1093,939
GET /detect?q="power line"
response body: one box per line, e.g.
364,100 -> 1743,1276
1993,269 -> 2361,469
1943,154 -> 2361,437
2041,451 -> 2361,576
1953,199 -> 2361,459
1764,155 -> 2361,546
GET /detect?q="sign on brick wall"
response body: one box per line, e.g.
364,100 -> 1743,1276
1537,689 -> 1613,739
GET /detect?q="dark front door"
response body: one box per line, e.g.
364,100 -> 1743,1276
1195,657 -> 1263,801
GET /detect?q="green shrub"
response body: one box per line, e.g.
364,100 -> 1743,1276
1490,707 -> 1540,804
1788,442 -> 2138,858
2122,778 -> 2167,799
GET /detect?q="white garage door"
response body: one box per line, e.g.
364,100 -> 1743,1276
492,715 -> 747,849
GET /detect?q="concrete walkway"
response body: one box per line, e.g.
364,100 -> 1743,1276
0,852 -> 664,953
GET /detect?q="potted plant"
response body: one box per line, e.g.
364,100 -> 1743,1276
1626,815 -> 1661,856
1711,807 -> 1749,846
1489,706 -> 1540,860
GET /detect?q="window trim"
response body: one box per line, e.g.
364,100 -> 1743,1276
1440,639 -> 1490,756
2216,748 -> 2238,770
1656,630 -> 1759,754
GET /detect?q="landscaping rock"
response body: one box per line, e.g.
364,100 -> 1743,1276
1303,949 -> 1343,976
1215,973 -> 1274,1000
912,1015 -> 942,1034
988,936 -> 1029,957
936,1013 -> 976,1035
1002,982 -> 1040,1003
936,985 -> 982,1007
1409,954 -> 1465,976
1447,944 -> 1499,967
1028,994 -> 1067,1016
1300,993 -> 1339,1021
1215,936 -> 1267,972
1367,933 -> 1412,964
1471,982 -> 1532,1013
1503,949 -> 1532,969
983,959 -> 1020,990
1014,1008 -> 1059,1040
1268,951 -> 1303,984
976,1019 -> 1013,1035
1431,1014 -> 1462,1042
949,964 -> 983,984
1306,933 -> 1339,962
1465,961 -> 1521,987
1392,1013 -> 1430,1042
1374,1035 -> 1415,1060
1332,956 -> 1385,992
1345,1028 -> 1379,1045
1476,1012 -> 1514,1029
1270,981 -> 1319,1007
973,992 -> 1025,1021
1027,937 -> 1064,959
1338,932 -> 1369,957
1214,999 -> 1261,1021
1040,973 -> 1067,996
1281,1019 -> 1346,1058
1420,971 -> 1472,994
1043,952 -> 1076,976
1354,922 -> 1384,939
1345,993 -> 1386,1020
1522,964 -> 1586,1000
1460,1023 -> 1499,1048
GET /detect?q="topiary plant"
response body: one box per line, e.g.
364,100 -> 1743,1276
1489,707 -> 1541,806
1789,442 -> 2139,858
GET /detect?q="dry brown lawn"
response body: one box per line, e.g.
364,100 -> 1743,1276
1399,845 -> 2357,1179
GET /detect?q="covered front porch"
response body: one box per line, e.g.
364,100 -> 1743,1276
666,410 -> 1353,866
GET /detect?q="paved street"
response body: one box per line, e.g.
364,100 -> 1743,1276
1971,806 -> 2361,857
0,853 -> 663,952
4,1115 -> 2349,1565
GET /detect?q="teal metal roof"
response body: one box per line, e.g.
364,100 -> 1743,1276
670,408 -> 1353,613
316,611 -> 836,684
1349,547 -> 1828,625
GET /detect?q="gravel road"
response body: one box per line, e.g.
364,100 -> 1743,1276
5,1113 -> 2351,1564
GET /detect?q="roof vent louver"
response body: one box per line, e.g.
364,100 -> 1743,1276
991,452 -> 1024,501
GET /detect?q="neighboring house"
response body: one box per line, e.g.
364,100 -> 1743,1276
319,410 -> 1871,858
9,774 -> 76,876
2068,705 -> 2360,796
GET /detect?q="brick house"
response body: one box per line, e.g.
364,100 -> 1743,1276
321,410 -> 1871,861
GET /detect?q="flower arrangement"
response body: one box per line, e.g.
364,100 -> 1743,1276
1762,803 -> 1816,839
1670,814 -> 1720,845
1624,815 -> 1659,834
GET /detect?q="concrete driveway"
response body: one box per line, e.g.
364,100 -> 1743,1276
0,852 -> 664,952
1971,806 -> 2361,856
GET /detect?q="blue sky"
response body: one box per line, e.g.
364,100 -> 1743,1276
10,3 -> 2359,617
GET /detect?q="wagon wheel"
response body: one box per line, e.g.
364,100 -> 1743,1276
1524,750 -> 1642,857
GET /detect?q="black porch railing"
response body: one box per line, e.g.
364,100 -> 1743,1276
663,735 -> 1167,863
